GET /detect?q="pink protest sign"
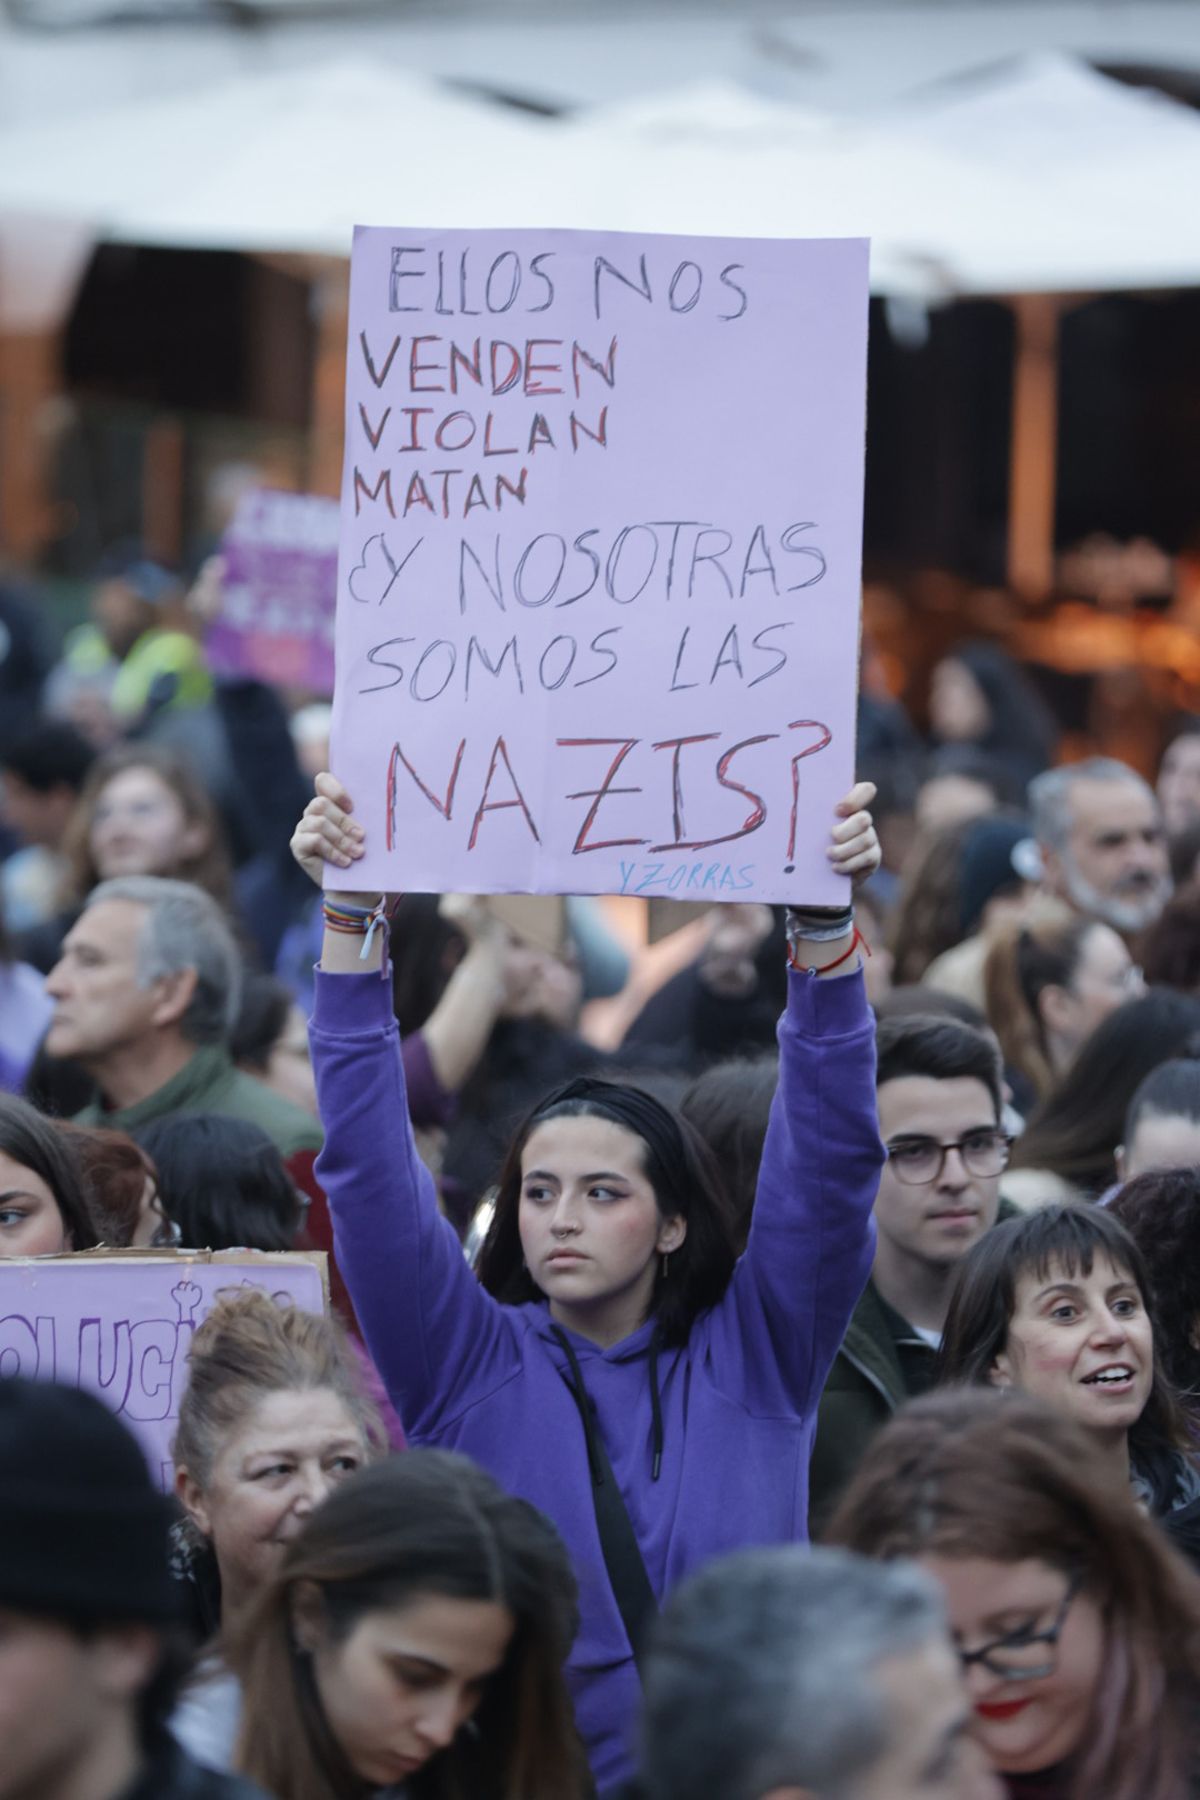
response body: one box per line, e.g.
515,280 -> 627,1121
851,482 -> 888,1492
207,489 -> 339,695
0,1250 -> 326,1490
331,228 -> 869,904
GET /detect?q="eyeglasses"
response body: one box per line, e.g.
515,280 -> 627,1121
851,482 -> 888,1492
885,1129 -> 1012,1186
958,1572 -> 1083,1683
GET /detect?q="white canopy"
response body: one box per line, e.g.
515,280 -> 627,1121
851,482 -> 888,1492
0,52 -> 1199,304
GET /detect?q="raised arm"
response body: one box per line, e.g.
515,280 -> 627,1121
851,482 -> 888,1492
708,784 -> 886,1413
291,776 -> 517,1436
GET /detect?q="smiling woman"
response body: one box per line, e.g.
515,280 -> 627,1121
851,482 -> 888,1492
937,1205 -> 1200,1537
0,1094 -> 99,1256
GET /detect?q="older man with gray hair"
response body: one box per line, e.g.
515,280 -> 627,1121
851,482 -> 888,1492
635,1545 -> 1000,1800
1030,756 -> 1171,939
44,876 -> 320,1163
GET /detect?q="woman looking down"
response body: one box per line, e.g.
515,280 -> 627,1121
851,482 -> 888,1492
291,771 -> 886,1795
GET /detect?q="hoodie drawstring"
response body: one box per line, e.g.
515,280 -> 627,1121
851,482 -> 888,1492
648,1331 -> 664,1482
550,1324 -> 666,1484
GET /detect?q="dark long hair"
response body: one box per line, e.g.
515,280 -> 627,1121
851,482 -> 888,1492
941,640 -> 1059,774
1010,989 -> 1200,1196
136,1113 -> 302,1252
937,1204 -> 1193,1508
0,1094 -> 99,1250
826,1389 -> 1200,1800
475,1077 -> 739,1348
1111,1168 -> 1200,1407
232,1450 -> 588,1800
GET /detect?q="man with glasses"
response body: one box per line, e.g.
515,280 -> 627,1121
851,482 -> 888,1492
809,1015 -> 1010,1530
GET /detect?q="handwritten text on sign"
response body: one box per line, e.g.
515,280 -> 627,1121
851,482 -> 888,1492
207,489 -> 340,696
0,1253 -> 326,1490
331,229 -> 869,904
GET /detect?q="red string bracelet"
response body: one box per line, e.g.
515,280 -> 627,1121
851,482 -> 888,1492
788,923 -> 871,977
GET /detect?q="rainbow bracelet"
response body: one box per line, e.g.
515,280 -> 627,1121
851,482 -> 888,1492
322,896 -> 398,961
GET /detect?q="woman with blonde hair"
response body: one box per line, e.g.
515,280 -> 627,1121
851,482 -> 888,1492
983,901 -> 1142,1112
827,1388 -> 1200,1799
65,740 -> 232,908
233,1449 -> 588,1800
170,1288 -> 385,1771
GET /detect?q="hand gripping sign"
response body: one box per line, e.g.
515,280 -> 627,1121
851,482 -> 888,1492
330,227 -> 869,906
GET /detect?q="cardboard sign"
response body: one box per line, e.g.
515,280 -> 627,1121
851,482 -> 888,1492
207,489 -> 340,695
331,228 -> 869,905
0,1250 -> 327,1489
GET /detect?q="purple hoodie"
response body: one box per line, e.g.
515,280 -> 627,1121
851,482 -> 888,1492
310,962 -> 883,1795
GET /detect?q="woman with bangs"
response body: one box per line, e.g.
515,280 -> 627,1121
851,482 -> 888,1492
936,1204 -> 1200,1535
826,1388 -> 1200,1800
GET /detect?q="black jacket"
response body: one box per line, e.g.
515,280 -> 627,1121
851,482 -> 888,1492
122,1736 -> 267,1800
807,1277 -> 939,1537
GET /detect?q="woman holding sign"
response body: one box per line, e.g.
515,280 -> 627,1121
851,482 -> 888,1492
291,771 -> 884,1796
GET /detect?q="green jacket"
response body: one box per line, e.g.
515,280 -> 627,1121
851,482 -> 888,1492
808,1279 -> 937,1537
75,1044 -> 322,1158
808,1198 -> 1021,1537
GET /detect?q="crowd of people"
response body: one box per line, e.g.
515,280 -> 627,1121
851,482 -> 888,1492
7,560 -> 1200,1798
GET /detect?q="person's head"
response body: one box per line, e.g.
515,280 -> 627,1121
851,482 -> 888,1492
938,1205 -> 1186,1478
234,1450 -> 586,1800
0,1376 -> 188,1800
638,1545 -> 999,1800
1158,723 -> 1200,838
173,1289 -> 385,1603
887,816 -> 979,987
63,743 -> 230,905
0,719 -> 95,850
827,1389 -> 1200,1800
872,1016 -> 1006,1292
888,812 -> 1031,989
916,747 -> 1013,836
1009,988 -> 1200,1196
1117,1057 -> 1200,1182
0,1093 -> 100,1256
1169,820 -> 1200,891
474,1076 -> 738,1348
679,1055 -> 778,1253
44,876 -> 241,1073
232,971 -> 317,1117
928,643 -> 1057,775
1110,1167 -> 1200,1402
53,1122 -> 173,1248
137,1114 -> 303,1251
91,553 -> 182,660
1141,879 -> 1200,995
1030,759 -> 1171,936
983,903 -> 1142,1103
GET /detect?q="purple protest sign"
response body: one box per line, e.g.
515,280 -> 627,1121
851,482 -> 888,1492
331,229 -> 869,904
0,1251 -> 326,1490
207,489 -> 340,695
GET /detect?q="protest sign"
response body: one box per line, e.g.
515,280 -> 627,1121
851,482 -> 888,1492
331,228 -> 869,905
0,1249 -> 326,1489
207,489 -> 339,694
